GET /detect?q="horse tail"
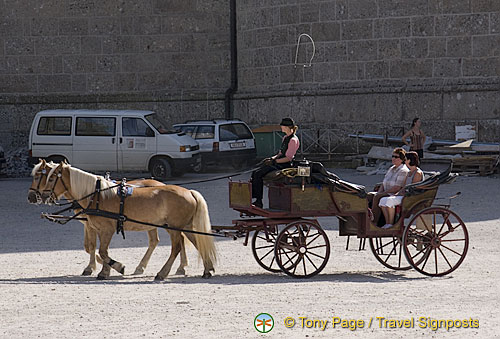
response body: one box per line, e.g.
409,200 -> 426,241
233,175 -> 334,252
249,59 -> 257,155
189,190 -> 217,266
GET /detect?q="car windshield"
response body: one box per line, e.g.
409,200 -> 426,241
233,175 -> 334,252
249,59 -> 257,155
145,113 -> 177,134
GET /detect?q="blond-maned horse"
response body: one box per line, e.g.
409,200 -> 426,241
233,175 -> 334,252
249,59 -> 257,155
28,160 -> 189,277
40,162 -> 216,280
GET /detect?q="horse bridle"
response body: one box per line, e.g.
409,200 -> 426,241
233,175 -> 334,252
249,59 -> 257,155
42,166 -> 71,204
29,168 -> 50,204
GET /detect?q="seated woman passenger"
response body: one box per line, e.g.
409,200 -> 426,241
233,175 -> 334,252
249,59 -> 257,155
379,151 -> 424,229
251,117 -> 300,208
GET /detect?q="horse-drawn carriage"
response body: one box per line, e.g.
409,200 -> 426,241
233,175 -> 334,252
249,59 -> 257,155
30,160 -> 468,280
220,162 -> 468,278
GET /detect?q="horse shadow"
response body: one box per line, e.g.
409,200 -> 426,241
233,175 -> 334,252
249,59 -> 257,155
0,270 -> 440,286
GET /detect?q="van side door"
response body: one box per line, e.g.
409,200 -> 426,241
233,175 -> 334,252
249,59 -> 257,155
119,117 -> 156,171
73,116 -> 118,171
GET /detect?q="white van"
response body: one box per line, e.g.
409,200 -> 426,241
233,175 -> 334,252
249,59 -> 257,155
29,109 -> 201,179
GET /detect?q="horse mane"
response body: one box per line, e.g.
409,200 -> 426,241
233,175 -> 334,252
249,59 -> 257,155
47,164 -> 117,200
31,162 -> 42,176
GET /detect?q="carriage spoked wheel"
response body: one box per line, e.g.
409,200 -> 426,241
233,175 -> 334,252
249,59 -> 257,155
274,220 -> 330,278
369,236 -> 412,271
402,207 -> 469,277
251,225 -> 282,273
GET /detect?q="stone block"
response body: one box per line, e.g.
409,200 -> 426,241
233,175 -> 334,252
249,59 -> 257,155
66,0 -> 98,16
39,74 -> 72,93
316,41 -> 347,62
89,17 -> 121,35
472,35 -> 500,57
312,22 -> 341,41
300,3 -> 319,23
443,91 -> 500,120
403,93 -> 442,121
16,56 -> 52,74
378,39 -> 401,59
338,62 -> 359,80
121,54 -> 163,72
63,55 -> 96,73
411,16 -> 435,37
365,61 -> 390,79
341,20 -> 373,40
380,18 -> 411,38
280,65 -> 303,83
71,74 -> 87,92
428,38 -> 447,57
313,62 -> 339,82
102,36 -> 141,54
491,13 -> 500,34
96,55 -> 121,72
401,38 -> 429,58
390,59 -> 433,78
433,58 -> 462,78
58,18 -> 89,36
379,0 -> 428,17
429,0 -> 471,14
463,57 -> 500,77
206,70 -> 229,88
280,5 -> 300,25
30,18 -> 59,36
336,0 -> 349,20
87,73 -> 114,93
446,37 -> 472,57
273,46 -> 291,65
5,37 -> 34,55
255,28 -> 272,48
254,48 -> 273,67
0,19 -> 23,37
435,14 -> 489,36
114,73 -> 137,91
35,37 -> 81,55
319,2 -> 336,21
134,16 -> 162,35
153,0 -> 197,13
0,57 -> 18,73
347,0 -> 377,19
180,34 -> 209,52
347,40 -> 377,61
471,0 -> 500,12
137,72 -> 182,90
81,36 -> 102,54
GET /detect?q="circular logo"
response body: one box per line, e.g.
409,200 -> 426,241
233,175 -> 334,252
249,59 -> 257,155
254,313 -> 274,333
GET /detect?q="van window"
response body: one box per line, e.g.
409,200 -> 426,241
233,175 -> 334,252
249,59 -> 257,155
122,118 -> 150,137
219,123 -> 253,141
145,113 -> 176,134
76,117 -> 116,136
37,117 -> 72,136
194,126 -> 215,139
176,125 -> 196,137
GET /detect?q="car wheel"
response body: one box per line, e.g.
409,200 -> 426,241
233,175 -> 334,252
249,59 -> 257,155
192,162 -> 205,173
46,156 -> 67,164
150,158 -> 172,180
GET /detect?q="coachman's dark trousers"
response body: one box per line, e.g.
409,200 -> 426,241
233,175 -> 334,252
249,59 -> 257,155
251,162 -> 290,200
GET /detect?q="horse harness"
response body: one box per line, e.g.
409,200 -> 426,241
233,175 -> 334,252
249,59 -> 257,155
42,169 -> 232,240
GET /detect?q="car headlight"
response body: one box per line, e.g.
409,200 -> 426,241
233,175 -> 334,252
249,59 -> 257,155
179,145 -> 191,152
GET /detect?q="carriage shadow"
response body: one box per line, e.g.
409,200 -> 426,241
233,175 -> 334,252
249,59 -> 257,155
0,270 -> 438,286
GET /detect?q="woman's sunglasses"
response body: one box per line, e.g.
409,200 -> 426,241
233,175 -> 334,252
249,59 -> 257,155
392,155 -> 401,159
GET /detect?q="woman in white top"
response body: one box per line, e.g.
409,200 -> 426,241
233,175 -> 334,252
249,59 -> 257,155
379,151 -> 424,229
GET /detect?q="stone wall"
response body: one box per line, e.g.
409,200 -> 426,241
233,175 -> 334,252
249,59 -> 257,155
0,0 -> 229,150
234,0 -> 500,147
1,0 -> 500,153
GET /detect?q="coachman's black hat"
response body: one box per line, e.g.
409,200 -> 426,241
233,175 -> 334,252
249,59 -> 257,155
280,117 -> 295,127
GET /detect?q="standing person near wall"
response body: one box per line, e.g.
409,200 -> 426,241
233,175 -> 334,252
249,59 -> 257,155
402,117 -> 426,159
251,118 -> 300,209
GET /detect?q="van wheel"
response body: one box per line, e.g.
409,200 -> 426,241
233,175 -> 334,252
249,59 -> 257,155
150,158 -> 172,180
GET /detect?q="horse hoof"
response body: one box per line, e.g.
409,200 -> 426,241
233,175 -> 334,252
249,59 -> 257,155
119,266 -> 125,275
133,267 -> 144,275
175,268 -> 185,276
202,272 -> 212,279
96,275 -> 107,280
154,274 -> 164,281
81,269 -> 92,276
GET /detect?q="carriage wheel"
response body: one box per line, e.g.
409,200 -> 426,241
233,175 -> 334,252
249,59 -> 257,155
369,237 -> 412,271
274,220 -> 330,278
403,207 -> 469,277
251,226 -> 281,273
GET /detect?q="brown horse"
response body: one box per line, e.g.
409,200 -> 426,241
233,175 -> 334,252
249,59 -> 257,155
40,162 -> 216,280
28,160 -> 189,277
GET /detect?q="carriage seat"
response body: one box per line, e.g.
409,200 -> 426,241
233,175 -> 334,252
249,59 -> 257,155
263,160 -> 367,198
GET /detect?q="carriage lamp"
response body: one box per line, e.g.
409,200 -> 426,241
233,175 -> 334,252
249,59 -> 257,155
297,165 -> 311,192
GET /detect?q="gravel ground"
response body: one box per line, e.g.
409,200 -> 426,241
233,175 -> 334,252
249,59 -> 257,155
0,169 -> 499,338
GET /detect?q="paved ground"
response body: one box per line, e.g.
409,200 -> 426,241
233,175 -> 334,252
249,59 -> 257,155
0,169 -> 499,338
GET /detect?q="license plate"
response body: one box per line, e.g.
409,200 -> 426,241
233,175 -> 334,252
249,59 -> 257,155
230,142 -> 245,148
